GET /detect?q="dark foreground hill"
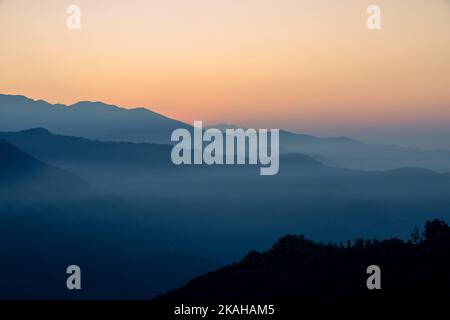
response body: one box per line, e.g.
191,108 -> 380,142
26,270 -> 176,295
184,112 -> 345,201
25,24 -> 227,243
159,219 -> 450,302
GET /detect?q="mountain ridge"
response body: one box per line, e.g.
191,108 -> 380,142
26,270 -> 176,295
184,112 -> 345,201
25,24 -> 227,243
0,139 -> 88,198
0,128 -> 322,174
0,93 -> 191,144
206,123 -> 358,144
3,93 -> 450,171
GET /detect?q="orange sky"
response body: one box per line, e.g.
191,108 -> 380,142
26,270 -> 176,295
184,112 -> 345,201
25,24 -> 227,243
1,0 -> 450,142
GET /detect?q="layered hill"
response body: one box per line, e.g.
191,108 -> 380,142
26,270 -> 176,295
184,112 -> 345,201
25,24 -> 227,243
3,94 -> 450,171
0,139 -> 88,199
0,94 -> 190,144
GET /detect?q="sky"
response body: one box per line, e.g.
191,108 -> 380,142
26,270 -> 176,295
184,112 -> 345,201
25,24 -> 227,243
1,0 -> 450,149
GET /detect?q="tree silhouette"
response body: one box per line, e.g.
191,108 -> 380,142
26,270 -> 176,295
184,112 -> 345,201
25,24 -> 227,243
424,219 -> 450,244
410,227 -> 422,244
161,219 -> 450,302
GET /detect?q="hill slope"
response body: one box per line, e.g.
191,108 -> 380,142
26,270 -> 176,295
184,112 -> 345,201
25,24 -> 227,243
0,139 -> 88,199
0,128 -> 322,178
160,220 -> 450,302
0,128 -> 172,171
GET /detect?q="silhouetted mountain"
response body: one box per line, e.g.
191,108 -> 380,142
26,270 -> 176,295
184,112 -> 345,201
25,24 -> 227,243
4,93 -> 450,171
0,127 -> 172,173
207,124 -> 356,143
366,167 -> 450,184
279,128 -> 357,144
2,94 -> 450,301
0,128 -> 323,181
0,138 -> 217,300
0,94 -> 191,144
281,130 -> 450,172
0,139 -> 88,199
1,129 -> 450,299
208,122 -> 450,172
2,128 -> 450,228
159,219 -> 450,302
2,128 -> 450,280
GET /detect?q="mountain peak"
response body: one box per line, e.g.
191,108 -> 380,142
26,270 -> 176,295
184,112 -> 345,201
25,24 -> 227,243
69,101 -> 121,111
0,93 -> 190,144
0,93 -> 33,103
16,128 -> 52,135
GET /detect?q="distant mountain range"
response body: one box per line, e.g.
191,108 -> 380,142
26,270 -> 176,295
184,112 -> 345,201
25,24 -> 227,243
2,93 -> 450,171
0,128 -> 321,179
207,123 -> 356,144
0,94 -> 190,144
207,123 -> 450,172
1,127 -> 450,218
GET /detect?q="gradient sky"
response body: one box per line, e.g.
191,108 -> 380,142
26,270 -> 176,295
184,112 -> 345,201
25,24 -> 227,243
1,0 -> 450,148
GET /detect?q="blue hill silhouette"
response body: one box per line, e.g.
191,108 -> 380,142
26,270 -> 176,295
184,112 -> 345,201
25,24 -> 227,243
0,139 -> 88,199
3,93 -> 450,171
1,94 -> 450,300
210,122 -> 450,172
0,94 -> 191,144
0,127 -> 172,171
0,127 -> 323,182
